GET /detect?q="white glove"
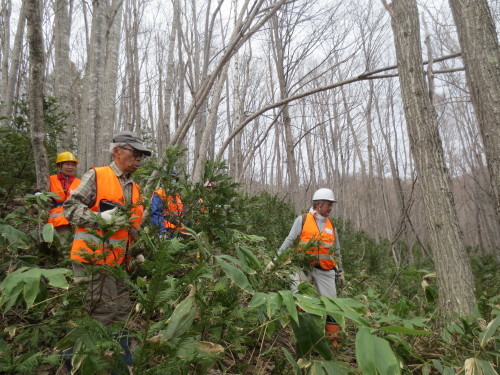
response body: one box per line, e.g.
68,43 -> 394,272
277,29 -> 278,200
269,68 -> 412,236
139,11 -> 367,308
265,261 -> 275,271
99,207 -> 118,224
135,254 -> 145,263
99,207 -> 128,227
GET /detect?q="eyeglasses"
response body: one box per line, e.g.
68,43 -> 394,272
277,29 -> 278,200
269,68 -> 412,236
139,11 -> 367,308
118,146 -> 146,159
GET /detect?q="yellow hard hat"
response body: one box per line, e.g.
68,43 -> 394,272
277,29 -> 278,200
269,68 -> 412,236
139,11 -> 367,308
55,151 -> 78,165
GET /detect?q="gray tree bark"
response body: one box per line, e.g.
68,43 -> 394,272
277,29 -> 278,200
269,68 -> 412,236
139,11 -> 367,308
270,13 -> 300,208
26,0 -> 49,190
384,0 -> 476,315
1,0 -> 11,116
79,0 -> 123,171
192,63 -> 229,182
1,0 -> 25,124
158,0 -> 179,153
448,0 -> 500,222
53,0 -> 74,151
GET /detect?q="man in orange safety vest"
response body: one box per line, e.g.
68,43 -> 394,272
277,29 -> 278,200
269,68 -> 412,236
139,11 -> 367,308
61,131 -> 151,373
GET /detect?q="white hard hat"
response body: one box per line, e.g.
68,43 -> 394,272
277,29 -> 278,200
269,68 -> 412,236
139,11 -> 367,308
312,188 -> 336,202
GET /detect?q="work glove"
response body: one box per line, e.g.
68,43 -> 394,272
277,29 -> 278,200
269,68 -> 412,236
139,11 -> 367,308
99,207 -> 127,227
100,207 -> 118,224
135,254 -> 145,263
265,261 -> 275,271
335,269 -> 345,285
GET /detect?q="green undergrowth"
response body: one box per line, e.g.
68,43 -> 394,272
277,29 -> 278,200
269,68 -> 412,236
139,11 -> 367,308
0,96 -> 72,213
0,154 -> 498,374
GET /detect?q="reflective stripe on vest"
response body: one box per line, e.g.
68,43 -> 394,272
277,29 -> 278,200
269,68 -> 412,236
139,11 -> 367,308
48,175 -> 81,227
298,212 -> 336,270
70,166 -> 143,266
49,212 -> 65,218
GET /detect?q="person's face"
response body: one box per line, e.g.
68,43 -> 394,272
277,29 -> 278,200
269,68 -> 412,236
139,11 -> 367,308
114,144 -> 145,174
59,161 -> 76,177
316,201 -> 334,217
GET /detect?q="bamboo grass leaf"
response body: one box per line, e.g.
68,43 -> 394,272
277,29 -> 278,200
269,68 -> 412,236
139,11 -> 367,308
163,294 -> 197,341
278,290 -> 299,323
42,223 -> 54,243
479,316 -> 500,348
215,256 -> 254,294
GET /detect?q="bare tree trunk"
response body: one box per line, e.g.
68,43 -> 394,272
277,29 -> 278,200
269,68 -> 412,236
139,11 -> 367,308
448,0 -> 500,222
79,0 -> 123,171
159,0 -> 180,153
1,0 -> 25,124
79,1 -> 105,171
156,56 -> 163,151
385,0 -> 476,315
192,63 -> 229,182
121,0 -> 142,134
53,0 -> 73,150
191,0 -> 206,165
271,13 -> 299,208
122,1 -> 132,130
26,0 -> 49,190
174,16 -> 186,157
101,0 -> 122,147
229,44 -> 244,179
302,104 -> 316,189
132,0 -> 141,133
1,0 -> 11,114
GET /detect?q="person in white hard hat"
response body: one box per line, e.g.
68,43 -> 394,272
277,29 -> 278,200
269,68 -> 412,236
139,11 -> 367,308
267,188 -> 344,347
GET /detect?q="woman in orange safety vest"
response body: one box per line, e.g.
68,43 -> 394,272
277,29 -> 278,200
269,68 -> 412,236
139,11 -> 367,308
48,152 -> 81,237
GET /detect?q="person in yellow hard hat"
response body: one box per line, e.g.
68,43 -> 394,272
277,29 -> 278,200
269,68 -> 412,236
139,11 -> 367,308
48,152 -> 81,243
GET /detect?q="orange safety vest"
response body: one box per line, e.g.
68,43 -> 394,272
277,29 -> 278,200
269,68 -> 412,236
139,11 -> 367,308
154,189 -> 185,232
299,212 -> 336,270
70,166 -> 143,266
48,175 -> 81,227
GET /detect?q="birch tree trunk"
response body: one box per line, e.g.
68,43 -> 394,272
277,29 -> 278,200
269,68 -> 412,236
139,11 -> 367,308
79,0 -> 123,170
191,0 -> 204,164
447,0 -> 500,222
132,0 -> 140,134
1,0 -> 25,124
1,0 -> 11,117
229,49 -> 244,180
53,0 -> 73,150
26,0 -> 49,190
385,0 -> 476,315
158,0 -> 179,153
100,0 -> 122,154
192,63 -> 229,182
271,13 -> 299,208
